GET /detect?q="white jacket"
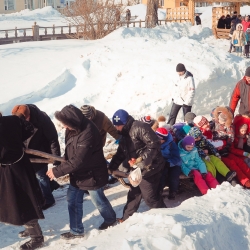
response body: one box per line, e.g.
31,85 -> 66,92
172,71 -> 195,106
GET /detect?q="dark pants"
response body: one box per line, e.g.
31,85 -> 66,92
123,172 -> 166,221
167,103 -> 192,125
24,219 -> 43,240
160,164 -> 181,193
36,166 -> 55,206
245,45 -> 250,57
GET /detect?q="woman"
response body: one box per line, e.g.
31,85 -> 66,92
0,114 -> 45,250
217,15 -> 226,29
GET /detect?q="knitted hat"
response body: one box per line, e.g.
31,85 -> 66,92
184,112 -> 196,123
156,127 -> 169,140
140,116 -> 152,125
112,109 -> 129,125
80,105 -> 94,119
189,127 -> 202,139
12,105 -> 30,120
193,115 -> 208,127
218,113 -> 227,124
245,66 -> 250,77
182,136 -> 195,149
176,63 -> 186,72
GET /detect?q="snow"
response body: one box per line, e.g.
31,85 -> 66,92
1,4 -> 250,250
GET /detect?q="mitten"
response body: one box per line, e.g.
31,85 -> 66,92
243,152 -> 250,158
215,153 -> 221,159
205,155 -> 210,161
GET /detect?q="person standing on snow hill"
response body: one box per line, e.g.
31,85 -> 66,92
12,104 -> 61,211
231,23 -> 245,57
178,136 -> 219,195
108,109 -> 166,222
167,63 -> 195,125
0,114 -> 45,250
46,105 -> 116,240
229,66 -> 250,115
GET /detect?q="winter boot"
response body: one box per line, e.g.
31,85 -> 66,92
225,171 -> 237,182
60,232 -> 84,240
99,220 -> 117,230
18,230 -> 30,238
19,237 -> 44,250
117,218 -> 124,223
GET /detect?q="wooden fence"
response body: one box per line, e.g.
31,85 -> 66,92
0,19 -> 191,45
213,28 -> 230,39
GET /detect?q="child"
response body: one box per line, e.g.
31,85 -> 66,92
139,115 -> 158,131
157,115 -> 173,131
232,23 -> 246,56
178,136 -> 219,195
189,127 -> 236,183
193,115 -> 224,149
156,128 -> 181,200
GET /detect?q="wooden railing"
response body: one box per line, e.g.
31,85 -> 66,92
0,19 -> 191,45
213,27 -> 230,39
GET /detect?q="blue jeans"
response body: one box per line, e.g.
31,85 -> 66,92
36,166 -> 55,205
235,46 -> 242,53
67,184 -> 116,235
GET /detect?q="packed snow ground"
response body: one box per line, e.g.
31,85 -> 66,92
1,5 -> 250,250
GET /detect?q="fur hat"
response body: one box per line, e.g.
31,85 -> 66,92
12,105 -> 30,120
156,127 -> 168,140
194,116 -> 208,127
112,109 -> 129,125
213,106 -> 234,127
184,112 -> 196,123
176,63 -> 186,72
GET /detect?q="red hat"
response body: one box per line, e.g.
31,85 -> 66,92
156,127 -> 169,140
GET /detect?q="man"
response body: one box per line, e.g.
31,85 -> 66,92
12,104 -> 61,210
47,105 -> 116,239
0,114 -> 44,250
80,105 -> 120,146
229,66 -> 250,115
195,14 -> 201,25
167,63 -> 195,125
108,109 -> 166,222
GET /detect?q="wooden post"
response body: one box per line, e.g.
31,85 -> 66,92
188,0 -> 195,25
45,27 -> 47,35
5,30 -> 8,38
24,29 -> 26,37
32,22 -> 40,41
139,19 -> 141,28
61,27 -> 63,34
69,24 -> 71,34
235,2 -> 240,15
15,27 -> 17,38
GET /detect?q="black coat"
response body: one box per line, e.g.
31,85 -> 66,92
0,116 -> 44,226
109,116 -> 165,178
25,104 -> 61,172
217,19 -> 226,29
225,17 -> 231,29
52,105 -> 108,190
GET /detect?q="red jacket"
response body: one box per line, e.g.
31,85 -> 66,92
242,20 -> 250,32
229,77 -> 250,115
233,114 -> 250,135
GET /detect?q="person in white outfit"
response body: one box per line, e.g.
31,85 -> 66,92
167,63 -> 195,125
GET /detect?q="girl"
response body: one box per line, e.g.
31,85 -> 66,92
232,23 -> 246,56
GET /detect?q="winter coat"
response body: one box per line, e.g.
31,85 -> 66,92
172,122 -> 193,142
217,18 -> 226,29
230,76 -> 250,115
172,71 -> 195,106
0,115 -> 44,226
160,133 -> 182,167
90,107 -> 120,146
52,105 -> 108,190
24,104 -> 61,172
109,116 -> 165,178
242,20 -> 250,32
195,16 -> 201,25
225,17 -> 231,29
178,140 -> 207,176
232,25 -> 246,46
194,136 -> 218,159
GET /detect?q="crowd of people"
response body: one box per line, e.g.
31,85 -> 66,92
216,11 -> 250,57
2,63 -> 250,249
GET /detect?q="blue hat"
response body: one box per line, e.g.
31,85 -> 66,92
112,109 -> 129,125
182,136 -> 195,149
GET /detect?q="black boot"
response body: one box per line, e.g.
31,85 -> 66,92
168,192 -> 176,200
60,232 -> 84,240
226,171 -> 237,182
20,220 -> 44,249
18,229 -> 30,238
19,237 -> 44,250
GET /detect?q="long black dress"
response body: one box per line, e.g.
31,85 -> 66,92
0,115 -> 44,226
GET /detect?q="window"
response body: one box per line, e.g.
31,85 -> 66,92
4,0 -> 15,10
24,0 -> 34,9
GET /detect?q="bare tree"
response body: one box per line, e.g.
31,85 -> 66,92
64,0 -> 126,40
145,0 -> 158,28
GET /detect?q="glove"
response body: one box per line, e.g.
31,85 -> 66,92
243,152 -> 250,158
205,155 -> 210,161
201,173 -> 207,179
128,158 -> 136,167
215,153 -> 221,159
